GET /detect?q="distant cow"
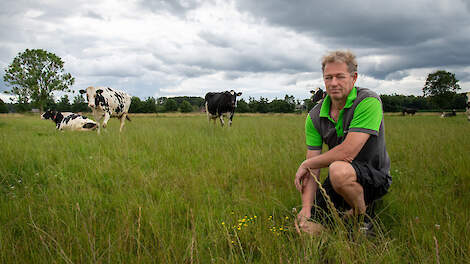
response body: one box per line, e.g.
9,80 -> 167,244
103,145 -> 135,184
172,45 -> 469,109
310,88 -> 325,105
79,86 -> 131,133
441,109 -> 456,118
402,108 -> 417,116
205,90 -> 242,126
466,92 -> 470,121
41,110 -> 97,131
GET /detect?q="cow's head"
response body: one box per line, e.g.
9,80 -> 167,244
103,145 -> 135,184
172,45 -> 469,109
41,109 -> 56,120
310,87 -> 325,104
228,90 -> 242,108
79,86 -> 104,108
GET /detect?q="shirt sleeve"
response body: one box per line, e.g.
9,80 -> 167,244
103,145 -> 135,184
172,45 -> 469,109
349,97 -> 383,135
305,114 -> 323,150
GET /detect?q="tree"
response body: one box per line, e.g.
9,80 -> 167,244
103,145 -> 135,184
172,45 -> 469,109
180,100 -> 193,113
423,70 -> 460,109
3,49 -> 75,113
57,95 -> 71,112
164,99 -> 178,112
71,94 -> 89,113
0,99 -> 8,113
129,96 -> 143,113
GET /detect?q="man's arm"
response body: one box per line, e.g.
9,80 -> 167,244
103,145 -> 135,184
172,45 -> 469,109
295,132 -> 370,191
297,150 -> 321,226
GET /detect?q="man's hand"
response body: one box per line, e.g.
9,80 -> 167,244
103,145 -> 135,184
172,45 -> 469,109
294,163 -> 309,192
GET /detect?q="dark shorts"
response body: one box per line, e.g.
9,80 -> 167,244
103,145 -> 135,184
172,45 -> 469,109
310,161 -> 391,222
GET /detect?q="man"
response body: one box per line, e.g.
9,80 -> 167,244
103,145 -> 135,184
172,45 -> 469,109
295,50 -> 391,235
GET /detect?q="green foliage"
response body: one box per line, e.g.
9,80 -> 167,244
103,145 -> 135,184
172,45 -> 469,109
56,95 -> 71,112
129,96 -> 143,113
423,70 -> 460,109
164,98 -> 178,112
0,99 -> 8,113
179,100 -> 193,113
3,49 -> 75,112
71,94 -> 89,113
236,98 -> 251,113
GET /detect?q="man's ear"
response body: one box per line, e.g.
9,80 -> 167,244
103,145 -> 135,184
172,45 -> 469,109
237,92 -> 242,96
96,89 -> 103,94
79,90 -> 86,94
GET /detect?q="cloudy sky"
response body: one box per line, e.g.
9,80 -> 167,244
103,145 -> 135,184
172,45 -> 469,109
1,0 -> 469,103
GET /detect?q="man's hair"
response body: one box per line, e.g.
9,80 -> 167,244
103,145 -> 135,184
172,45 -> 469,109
321,50 -> 357,74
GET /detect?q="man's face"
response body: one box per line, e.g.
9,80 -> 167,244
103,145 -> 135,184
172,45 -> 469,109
323,62 -> 357,102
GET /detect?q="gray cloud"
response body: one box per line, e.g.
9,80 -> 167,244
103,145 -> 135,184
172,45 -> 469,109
236,0 -> 470,79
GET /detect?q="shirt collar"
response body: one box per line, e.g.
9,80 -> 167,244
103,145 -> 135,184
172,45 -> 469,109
319,86 -> 357,117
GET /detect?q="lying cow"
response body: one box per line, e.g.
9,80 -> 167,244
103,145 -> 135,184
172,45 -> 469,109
441,109 -> 456,118
310,88 -> 325,105
41,109 -> 97,131
205,90 -> 242,127
79,86 -> 131,133
402,108 -> 417,116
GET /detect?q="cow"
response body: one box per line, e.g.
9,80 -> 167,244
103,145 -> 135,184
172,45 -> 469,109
79,86 -> 131,133
310,88 -> 325,105
41,109 -> 97,131
441,109 -> 456,118
402,108 -> 417,116
204,90 -> 242,127
466,92 -> 470,121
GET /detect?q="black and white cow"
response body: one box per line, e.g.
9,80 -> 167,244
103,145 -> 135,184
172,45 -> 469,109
310,88 -> 325,105
205,90 -> 242,127
441,109 -> 456,118
79,86 -> 131,133
41,110 -> 97,131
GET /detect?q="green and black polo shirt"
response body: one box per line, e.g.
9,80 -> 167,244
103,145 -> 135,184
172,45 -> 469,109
305,87 -> 391,178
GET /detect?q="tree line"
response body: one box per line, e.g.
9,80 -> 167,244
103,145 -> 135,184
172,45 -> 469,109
2,49 -> 466,114
2,92 -> 467,114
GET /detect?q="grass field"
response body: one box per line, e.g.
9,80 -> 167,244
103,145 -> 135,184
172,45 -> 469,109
1,113 -> 469,263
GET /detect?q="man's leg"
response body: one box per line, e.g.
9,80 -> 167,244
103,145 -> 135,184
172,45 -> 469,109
328,161 -> 366,215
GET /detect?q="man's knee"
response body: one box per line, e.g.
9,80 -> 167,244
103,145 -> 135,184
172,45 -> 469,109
329,161 -> 357,191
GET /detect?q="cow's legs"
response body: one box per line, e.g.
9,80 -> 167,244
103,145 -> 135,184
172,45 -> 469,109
119,113 -> 127,132
102,113 -> 111,130
94,111 -> 104,134
219,115 -> 225,126
228,113 -> 234,127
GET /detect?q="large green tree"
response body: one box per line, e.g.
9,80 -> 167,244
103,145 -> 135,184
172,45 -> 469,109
423,70 -> 460,109
3,49 -> 75,112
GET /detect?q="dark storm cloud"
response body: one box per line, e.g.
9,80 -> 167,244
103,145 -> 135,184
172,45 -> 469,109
236,0 -> 470,79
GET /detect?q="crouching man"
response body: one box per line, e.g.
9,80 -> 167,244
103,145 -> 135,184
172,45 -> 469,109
295,50 -> 392,235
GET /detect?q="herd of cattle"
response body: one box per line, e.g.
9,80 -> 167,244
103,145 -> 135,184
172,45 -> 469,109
41,88 -> 470,132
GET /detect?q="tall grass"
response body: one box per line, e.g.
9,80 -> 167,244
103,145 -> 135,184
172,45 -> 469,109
0,113 -> 469,263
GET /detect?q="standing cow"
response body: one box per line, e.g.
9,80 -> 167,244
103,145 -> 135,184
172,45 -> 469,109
79,86 -> 131,133
41,109 -> 97,131
205,90 -> 242,127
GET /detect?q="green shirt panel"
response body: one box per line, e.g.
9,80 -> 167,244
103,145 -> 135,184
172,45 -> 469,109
349,97 -> 382,132
305,113 -> 322,148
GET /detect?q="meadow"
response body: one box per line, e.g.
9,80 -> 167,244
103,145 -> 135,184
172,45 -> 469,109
0,113 -> 469,263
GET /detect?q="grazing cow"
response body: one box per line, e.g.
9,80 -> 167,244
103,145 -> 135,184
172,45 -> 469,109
310,88 -> 325,105
402,108 -> 417,116
466,92 -> 470,121
41,110 -> 97,131
79,86 -> 131,133
441,109 -> 456,118
205,90 -> 242,127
